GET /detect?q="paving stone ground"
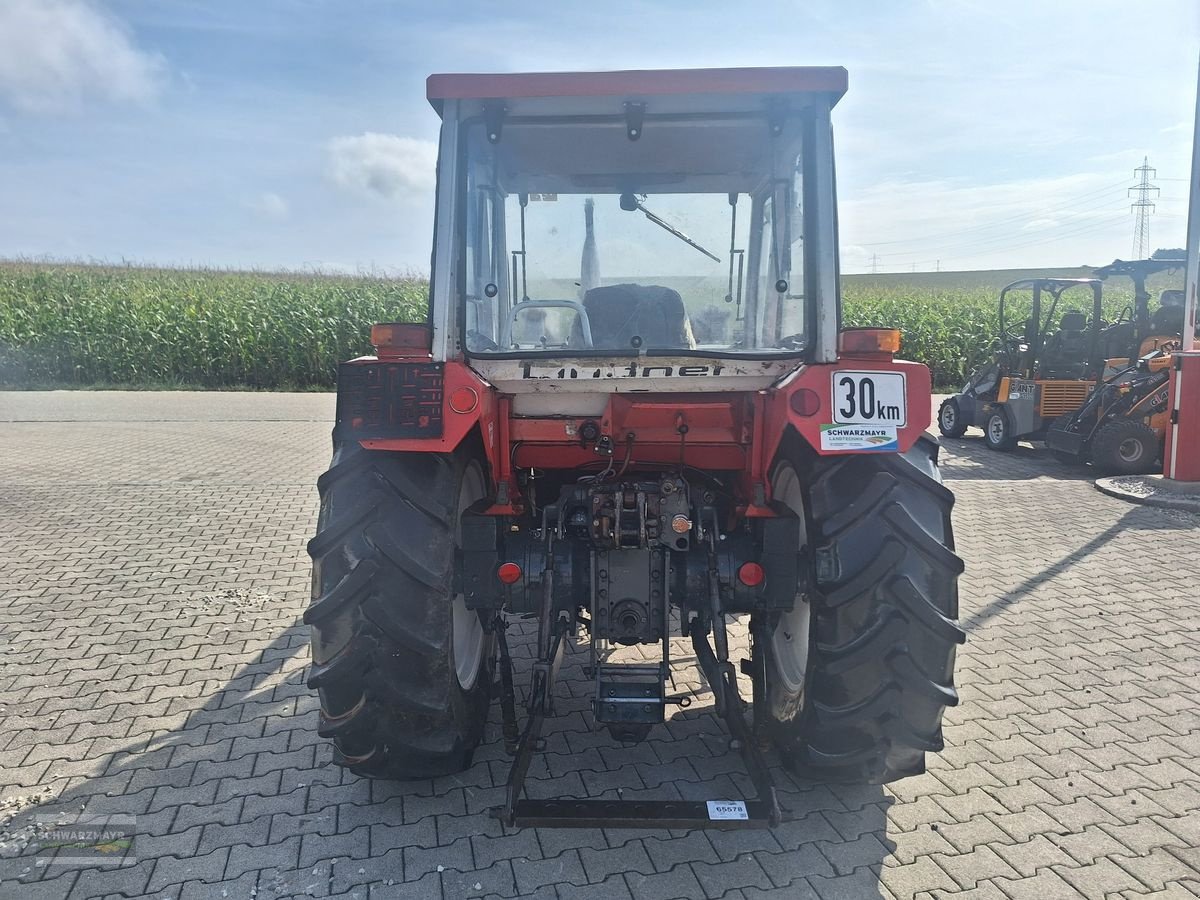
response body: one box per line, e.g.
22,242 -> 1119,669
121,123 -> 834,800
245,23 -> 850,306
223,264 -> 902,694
1,390 -> 1198,900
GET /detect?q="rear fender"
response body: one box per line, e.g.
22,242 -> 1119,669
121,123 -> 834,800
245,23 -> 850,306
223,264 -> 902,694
761,359 -> 932,463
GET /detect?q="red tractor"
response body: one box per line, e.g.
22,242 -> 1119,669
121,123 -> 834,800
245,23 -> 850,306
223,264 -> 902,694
306,67 -> 964,829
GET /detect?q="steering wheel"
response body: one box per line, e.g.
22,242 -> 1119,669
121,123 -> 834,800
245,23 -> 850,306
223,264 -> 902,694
467,330 -> 500,351
1001,320 -> 1030,356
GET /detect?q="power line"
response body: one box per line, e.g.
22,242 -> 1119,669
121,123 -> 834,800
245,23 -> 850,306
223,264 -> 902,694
851,166 -> 1186,272
933,214 -> 1129,267
1129,157 -> 1159,258
868,214 -> 1130,273
874,178 -> 1160,260
856,179 -> 1134,248
873,197 -> 1129,259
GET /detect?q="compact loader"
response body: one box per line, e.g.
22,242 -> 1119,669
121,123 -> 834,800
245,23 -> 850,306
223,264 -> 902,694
305,67 -> 965,830
1045,348 -> 1175,474
1044,257 -> 1190,473
938,278 -> 1103,449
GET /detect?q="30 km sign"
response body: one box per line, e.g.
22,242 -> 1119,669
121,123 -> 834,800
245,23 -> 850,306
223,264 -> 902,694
831,371 -> 907,426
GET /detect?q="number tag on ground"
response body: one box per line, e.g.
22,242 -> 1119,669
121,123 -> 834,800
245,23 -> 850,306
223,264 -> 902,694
831,371 -> 907,426
706,800 -> 748,820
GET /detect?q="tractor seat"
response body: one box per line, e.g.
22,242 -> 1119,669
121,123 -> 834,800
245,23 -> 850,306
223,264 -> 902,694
1039,311 -> 1090,379
1100,320 -> 1135,360
575,283 -> 697,350
1058,310 -> 1088,332
1150,290 -> 1184,335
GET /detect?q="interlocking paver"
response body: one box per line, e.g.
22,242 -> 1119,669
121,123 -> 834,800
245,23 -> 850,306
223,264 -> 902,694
880,856 -> 959,898
146,846 -> 230,893
443,859 -> 518,899
556,873 -> 633,900
1053,857 -> 1145,899
992,868 -> 1086,899
578,842 -> 655,883
691,854 -> 774,897
624,866 -> 707,900
806,865 -> 890,900
2,392 -> 1199,900
1116,848 -> 1200,893
756,842 -> 835,887
934,845 -> 1023,891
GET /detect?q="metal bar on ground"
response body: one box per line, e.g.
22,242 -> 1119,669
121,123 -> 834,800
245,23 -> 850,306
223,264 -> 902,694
507,799 -> 776,830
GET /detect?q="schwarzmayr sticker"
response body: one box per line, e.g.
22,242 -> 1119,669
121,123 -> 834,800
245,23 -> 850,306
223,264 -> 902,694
819,424 -> 899,452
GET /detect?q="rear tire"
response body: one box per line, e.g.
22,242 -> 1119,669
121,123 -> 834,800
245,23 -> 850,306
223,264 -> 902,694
762,436 -> 965,783
1091,419 -> 1160,475
983,410 -> 1017,451
305,441 -> 494,778
937,398 -> 968,438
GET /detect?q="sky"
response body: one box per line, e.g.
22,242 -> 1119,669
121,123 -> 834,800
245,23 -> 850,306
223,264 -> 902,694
0,0 -> 1197,275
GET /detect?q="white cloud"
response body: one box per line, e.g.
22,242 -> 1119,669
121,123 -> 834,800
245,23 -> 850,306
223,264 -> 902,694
0,0 -> 165,113
246,191 -> 289,220
327,133 -> 437,200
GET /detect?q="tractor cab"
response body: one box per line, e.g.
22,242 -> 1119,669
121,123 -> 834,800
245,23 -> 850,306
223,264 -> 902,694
938,278 -> 1103,449
423,68 -> 847,404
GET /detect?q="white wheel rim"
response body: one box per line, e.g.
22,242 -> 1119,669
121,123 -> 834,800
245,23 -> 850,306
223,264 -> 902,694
769,464 -> 811,694
941,404 -> 956,429
989,415 -> 1005,442
452,465 -> 486,690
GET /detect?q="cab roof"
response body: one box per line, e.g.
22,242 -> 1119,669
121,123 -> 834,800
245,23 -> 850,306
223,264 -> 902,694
426,66 -> 848,117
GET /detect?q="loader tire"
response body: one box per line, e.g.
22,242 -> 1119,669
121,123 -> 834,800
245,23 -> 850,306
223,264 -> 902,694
762,435 -> 965,783
304,441 -> 494,779
983,410 -> 1017,450
936,397 -> 968,438
1091,419 -> 1160,475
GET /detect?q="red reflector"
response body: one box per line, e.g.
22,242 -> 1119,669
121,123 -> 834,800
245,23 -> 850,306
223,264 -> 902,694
497,562 -> 522,585
738,562 -> 765,587
448,386 -> 479,414
789,388 -> 820,417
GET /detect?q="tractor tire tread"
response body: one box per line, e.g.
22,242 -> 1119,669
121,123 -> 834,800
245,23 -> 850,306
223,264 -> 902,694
305,441 -> 493,780
778,434 -> 963,784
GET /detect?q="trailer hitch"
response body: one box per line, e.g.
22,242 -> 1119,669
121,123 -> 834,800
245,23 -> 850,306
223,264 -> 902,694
491,619 -> 783,830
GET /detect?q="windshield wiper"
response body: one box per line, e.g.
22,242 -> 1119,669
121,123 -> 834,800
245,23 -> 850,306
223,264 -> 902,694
620,192 -> 720,262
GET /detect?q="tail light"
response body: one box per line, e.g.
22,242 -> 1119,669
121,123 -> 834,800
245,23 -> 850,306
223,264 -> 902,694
449,386 -> 480,414
789,388 -> 821,417
737,562 -> 765,587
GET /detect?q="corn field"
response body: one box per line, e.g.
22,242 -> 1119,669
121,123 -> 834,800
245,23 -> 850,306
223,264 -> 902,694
0,262 -> 1172,390
0,264 -> 424,389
